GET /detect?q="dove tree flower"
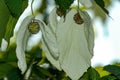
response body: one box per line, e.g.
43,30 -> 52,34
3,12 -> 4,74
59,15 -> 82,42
16,15 -> 43,74
16,16 -> 34,74
41,7 -> 94,80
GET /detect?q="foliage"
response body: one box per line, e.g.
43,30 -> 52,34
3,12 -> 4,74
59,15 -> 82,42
94,0 -> 109,15
0,0 -> 119,80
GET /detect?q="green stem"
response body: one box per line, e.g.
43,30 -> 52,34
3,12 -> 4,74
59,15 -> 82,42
31,0 -> 35,17
77,0 -> 80,12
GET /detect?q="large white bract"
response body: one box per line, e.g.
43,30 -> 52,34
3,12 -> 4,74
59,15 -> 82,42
41,7 -> 94,80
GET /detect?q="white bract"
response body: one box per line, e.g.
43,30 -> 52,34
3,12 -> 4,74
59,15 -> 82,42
16,14 -> 43,74
0,39 -> 8,52
16,16 -> 34,74
41,7 -> 94,80
80,0 -> 92,8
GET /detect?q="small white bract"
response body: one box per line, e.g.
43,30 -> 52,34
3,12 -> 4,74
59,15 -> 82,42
16,16 -> 34,74
80,0 -> 93,8
16,15 -> 42,74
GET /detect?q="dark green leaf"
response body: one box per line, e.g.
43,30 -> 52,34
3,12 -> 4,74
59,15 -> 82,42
104,65 -> 120,79
22,0 -> 28,11
94,0 -> 105,8
32,65 -> 52,79
79,72 -> 89,80
3,43 -> 17,62
0,63 -> 14,79
88,67 -> 100,80
4,0 -> 22,17
79,67 -> 100,80
55,0 -> 74,14
102,7 -> 109,15
7,68 -> 23,80
99,74 -> 117,80
0,0 -> 10,45
94,0 -> 109,15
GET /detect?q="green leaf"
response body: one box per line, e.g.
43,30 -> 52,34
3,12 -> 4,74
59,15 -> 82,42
3,43 -> 17,62
32,65 -> 52,78
94,0 -> 109,15
99,74 -> 117,80
79,67 -> 100,80
4,16 -> 17,44
0,63 -> 14,79
4,0 -> 22,17
88,67 -> 100,80
55,0 -> 74,14
94,0 -> 105,8
7,68 -> 23,80
103,65 -> 120,79
0,0 -> 10,45
79,72 -> 89,80
22,0 -> 28,11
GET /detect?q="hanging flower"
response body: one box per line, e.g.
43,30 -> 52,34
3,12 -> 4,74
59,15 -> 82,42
56,8 -> 94,80
16,16 -> 34,74
16,15 -> 42,74
41,7 -> 94,80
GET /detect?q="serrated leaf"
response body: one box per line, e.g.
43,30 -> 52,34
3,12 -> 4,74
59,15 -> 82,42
4,16 -> 17,44
0,0 -> 10,45
94,0 -> 109,15
103,65 -> 120,79
5,0 -> 22,17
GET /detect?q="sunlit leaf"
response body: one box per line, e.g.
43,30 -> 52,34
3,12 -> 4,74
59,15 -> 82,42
0,0 -> 10,45
95,66 -> 110,77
